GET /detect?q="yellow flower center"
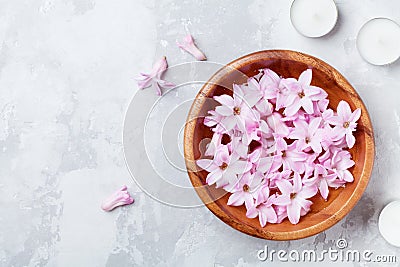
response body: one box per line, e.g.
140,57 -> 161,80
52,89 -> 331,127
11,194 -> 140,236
233,106 -> 241,115
343,121 -> 350,128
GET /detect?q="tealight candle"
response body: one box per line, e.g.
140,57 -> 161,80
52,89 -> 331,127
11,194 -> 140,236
379,200 -> 400,247
357,18 -> 400,65
290,0 -> 338,38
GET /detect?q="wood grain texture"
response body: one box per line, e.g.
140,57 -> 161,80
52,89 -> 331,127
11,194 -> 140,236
183,50 -> 375,240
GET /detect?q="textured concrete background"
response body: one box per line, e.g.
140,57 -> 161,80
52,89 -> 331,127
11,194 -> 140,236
0,0 -> 400,266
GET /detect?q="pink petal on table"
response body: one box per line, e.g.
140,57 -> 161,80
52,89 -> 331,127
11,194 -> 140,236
177,34 -> 207,61
135,56 -> 175,96
101,185 -> 134,212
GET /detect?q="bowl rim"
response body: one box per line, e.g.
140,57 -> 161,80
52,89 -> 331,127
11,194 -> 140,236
183,49 -> 375,240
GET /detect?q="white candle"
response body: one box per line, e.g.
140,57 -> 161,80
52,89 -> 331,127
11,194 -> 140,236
290,0 -> 338,38
379,200 -> 400,247
357,18 -> 400,65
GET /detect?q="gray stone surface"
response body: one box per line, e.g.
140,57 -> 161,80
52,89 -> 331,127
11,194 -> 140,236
0,0 -> 399,266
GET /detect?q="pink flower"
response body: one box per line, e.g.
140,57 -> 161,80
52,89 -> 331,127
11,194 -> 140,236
136,56 -> 175,96
283,69 -> 328,116
177,34 -> 207,61
258,69 -> 290,110
273,135 -> 308,174
246,194 -> 278,227
274,205 -> 288,223
204,110 -> 222,128
213,87 -> 259,133
253,154 -> 279,176
313,98 -> 329,117
228,133 -> 248,158
323,150 -> 355,182
248,148 -> 262,164
227,172 -> 264,209
303,164 -> 344,200
266,112 -> 290,137
101,185 -> 134,211
242,117 -> 271,146
267,169 -> 292,189
196,145 -> 251,188
281,108 -> 307,123
274,173 -> 317,224
326,100 -> 361,148
244,77 -> 265,109
289,117 -> 324,153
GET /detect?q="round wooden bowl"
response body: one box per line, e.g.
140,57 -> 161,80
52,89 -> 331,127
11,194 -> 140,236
183,50 -> 374,240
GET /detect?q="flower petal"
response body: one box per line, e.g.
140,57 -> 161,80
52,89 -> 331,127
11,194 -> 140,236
337,100 -> 351,121
177,34 -> 207,60
101,186 -> 134,212
287,201 -> 301,224
215,105 -> 233,116
214,95 -> 234,107
319,179 -> 329,200
276,179 -> 293,195
346,133 -> 356,148
298,69 -> 312,86
227,192 -> 245,206
349,108 -> 361,123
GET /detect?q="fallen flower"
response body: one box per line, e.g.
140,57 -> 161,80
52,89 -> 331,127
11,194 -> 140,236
135,56 -> 175,96
177,34 -> 207,61
101,185 -> 134,212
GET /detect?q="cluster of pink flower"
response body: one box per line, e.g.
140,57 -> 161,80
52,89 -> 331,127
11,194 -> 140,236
136,34 -> 206,96
196,69 -> 361,226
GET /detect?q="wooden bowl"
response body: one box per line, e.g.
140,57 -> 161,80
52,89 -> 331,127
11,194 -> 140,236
183,50 -> 374,240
